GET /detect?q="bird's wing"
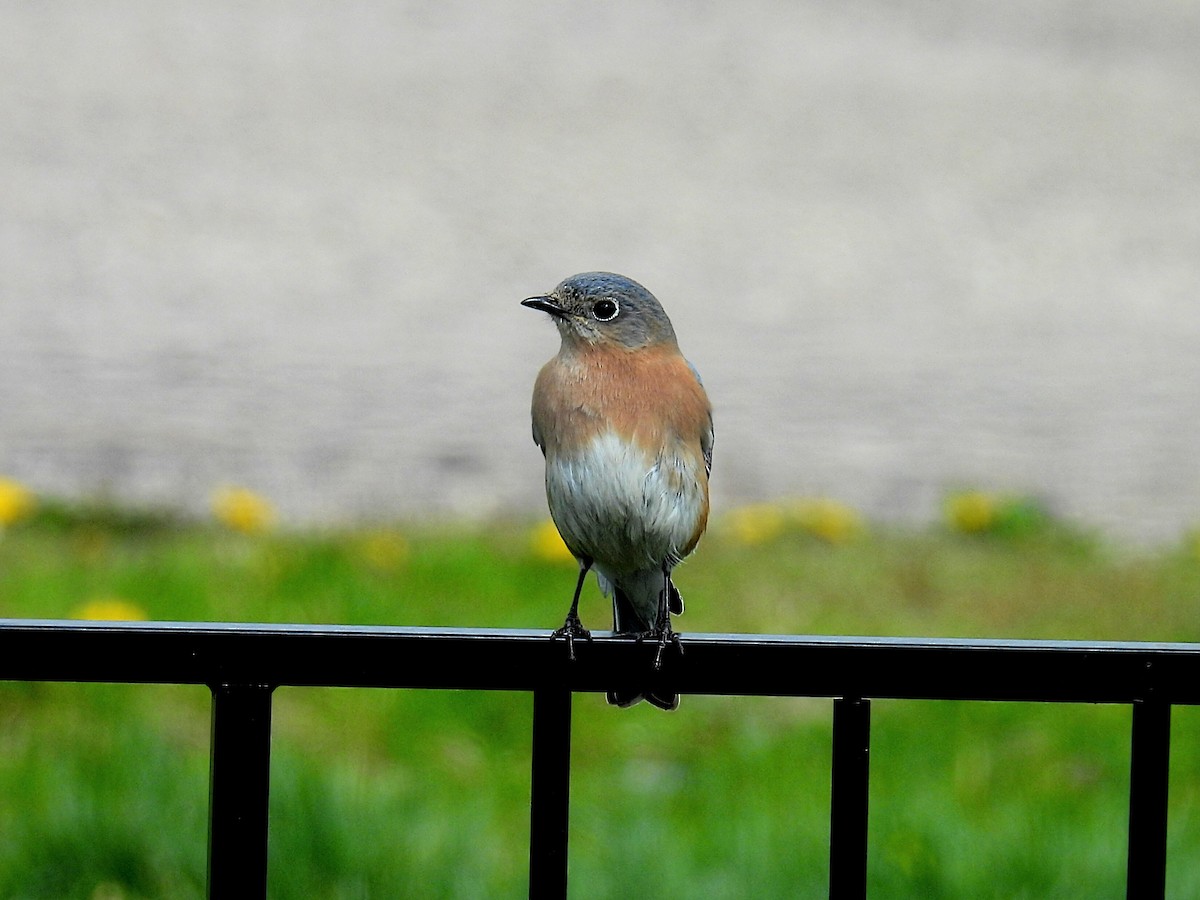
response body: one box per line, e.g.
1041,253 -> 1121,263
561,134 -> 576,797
530,367 -> 550,457
701,410 -> 714,476
686,359 -> 714,476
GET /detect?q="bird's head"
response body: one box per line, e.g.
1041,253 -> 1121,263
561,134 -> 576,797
522,272 -> 677,350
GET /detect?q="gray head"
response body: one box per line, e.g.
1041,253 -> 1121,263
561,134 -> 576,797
521,272 -> 678,350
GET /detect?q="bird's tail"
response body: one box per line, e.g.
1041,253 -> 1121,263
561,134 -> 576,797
606,580 -> 683,711
606,686 -> 678,711
610,579 -> 682,633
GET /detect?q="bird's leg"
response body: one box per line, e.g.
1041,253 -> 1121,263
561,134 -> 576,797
551,556 -> 593,661
652,565 -> 683,671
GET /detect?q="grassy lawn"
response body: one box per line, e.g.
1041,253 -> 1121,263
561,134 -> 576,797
1,499 -> 1200,898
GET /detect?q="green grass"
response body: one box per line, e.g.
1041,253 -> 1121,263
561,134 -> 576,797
2,503 -> 1200,898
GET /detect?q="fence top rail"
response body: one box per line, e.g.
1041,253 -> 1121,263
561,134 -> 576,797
2,619 -> 1199,704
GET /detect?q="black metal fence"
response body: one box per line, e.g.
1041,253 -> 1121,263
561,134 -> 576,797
2,619 -> 1198,899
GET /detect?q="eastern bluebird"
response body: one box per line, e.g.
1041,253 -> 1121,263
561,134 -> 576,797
523,272 -> 713,710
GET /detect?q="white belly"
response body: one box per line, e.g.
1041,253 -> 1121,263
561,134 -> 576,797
545,429 -> 706,574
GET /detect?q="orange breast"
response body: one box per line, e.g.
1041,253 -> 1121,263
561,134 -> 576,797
532,342 -> 712,463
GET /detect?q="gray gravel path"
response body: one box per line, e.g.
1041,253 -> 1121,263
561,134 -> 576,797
2,2 -> 1199,542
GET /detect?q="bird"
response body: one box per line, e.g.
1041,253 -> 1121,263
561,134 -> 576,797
522,272 -> 713,710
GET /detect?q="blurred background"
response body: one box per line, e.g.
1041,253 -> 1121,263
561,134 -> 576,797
3,5 -> 1200,896
2,0 -> 1199,543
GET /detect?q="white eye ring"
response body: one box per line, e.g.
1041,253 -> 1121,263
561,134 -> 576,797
592,299 -> 619,321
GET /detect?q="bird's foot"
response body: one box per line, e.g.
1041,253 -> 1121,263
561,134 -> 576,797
632,623 -> 684,671
653,626 -> 684,671
551,614 -> 591,661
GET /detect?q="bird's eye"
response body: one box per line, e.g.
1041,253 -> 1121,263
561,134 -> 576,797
592,299 -> 619,321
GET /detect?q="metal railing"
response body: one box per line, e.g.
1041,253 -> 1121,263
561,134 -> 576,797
2,619 -> 1198,898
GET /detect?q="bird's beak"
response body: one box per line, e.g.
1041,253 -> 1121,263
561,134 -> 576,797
521,295 -> 567,317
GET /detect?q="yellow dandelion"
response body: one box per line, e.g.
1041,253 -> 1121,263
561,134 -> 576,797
945,491 -> 1000,534
792,498 -> 864,544
0,477 -> 36,526
357,529 -> 410,572
70,597 -> 149,622
212,486 -> 276,534
724,503 -> 788,545
530,519 -> 575,563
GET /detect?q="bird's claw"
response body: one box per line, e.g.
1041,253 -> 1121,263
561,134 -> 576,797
551,614 -> 592,661
653,628 -> 684,671
632,625 -> 684,671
